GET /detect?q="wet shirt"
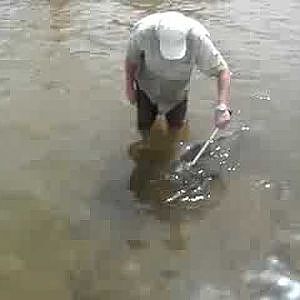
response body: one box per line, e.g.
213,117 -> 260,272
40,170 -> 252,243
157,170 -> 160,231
126,12 -> 229,114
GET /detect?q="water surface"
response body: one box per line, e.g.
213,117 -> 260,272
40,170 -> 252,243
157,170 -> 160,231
1,0 -> 300,299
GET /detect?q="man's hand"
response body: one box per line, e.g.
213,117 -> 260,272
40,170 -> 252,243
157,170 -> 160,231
126,86 -> 137,104
214,104 -> 231,129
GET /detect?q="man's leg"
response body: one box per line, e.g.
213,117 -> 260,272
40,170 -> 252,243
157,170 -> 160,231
136,88 -> 158,141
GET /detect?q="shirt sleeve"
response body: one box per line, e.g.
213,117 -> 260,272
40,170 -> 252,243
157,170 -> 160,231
195,35 -> 229,77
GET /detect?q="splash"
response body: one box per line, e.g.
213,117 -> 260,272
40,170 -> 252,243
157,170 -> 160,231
162,125 -> 245,208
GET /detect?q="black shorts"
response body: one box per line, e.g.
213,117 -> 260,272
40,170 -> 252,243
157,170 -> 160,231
136,85 -> 188,131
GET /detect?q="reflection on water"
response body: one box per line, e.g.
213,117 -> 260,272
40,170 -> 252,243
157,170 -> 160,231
127,118 -> 244,253
244,253 -> 300,299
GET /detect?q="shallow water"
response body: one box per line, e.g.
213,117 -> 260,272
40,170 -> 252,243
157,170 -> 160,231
1,0 -> 300,299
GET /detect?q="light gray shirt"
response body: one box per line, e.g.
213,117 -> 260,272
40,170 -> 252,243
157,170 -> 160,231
126,12 -> 229,114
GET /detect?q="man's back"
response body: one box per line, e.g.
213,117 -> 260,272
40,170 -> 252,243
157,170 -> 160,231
127,12 -> 212,113
131,11 -> 210,38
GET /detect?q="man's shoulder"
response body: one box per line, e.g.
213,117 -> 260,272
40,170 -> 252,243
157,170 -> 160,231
187,18 -> 211,39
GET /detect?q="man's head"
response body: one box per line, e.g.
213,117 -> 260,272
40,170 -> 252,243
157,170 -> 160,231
157,12 -> 190,60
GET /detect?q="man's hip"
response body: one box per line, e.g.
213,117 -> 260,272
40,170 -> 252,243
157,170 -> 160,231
135,83 -> 188,132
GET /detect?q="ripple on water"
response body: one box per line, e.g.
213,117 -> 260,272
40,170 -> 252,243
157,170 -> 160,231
250,90 -> 272,102
193,283 -> 237,300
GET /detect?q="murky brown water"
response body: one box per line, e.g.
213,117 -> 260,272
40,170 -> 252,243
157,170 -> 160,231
1,0 -> 300,299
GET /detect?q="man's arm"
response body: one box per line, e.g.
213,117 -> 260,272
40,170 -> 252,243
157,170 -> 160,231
125,31 -> 141,104
194,34 -> 232,128
125,59 -> 139,103
217,68 -> 231,108
215,68 -> 231,129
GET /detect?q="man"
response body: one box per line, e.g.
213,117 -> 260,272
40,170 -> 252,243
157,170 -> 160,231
125,11 -> 231,141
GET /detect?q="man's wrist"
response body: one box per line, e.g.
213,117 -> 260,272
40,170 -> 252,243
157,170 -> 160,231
215,103 -> 229,111
215,103 -> 232,115
126,80 -> 135,91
